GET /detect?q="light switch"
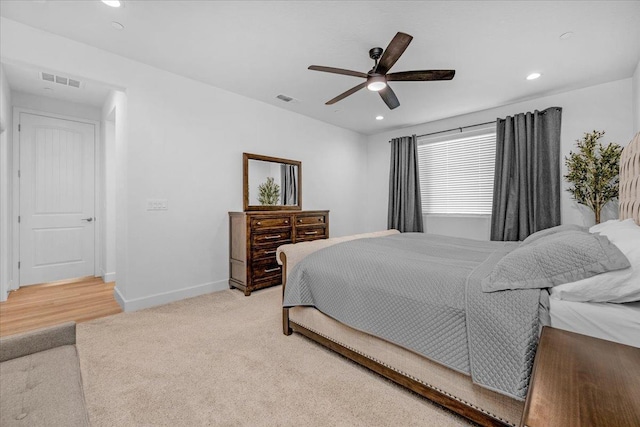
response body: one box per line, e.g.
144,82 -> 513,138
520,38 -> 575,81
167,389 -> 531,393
147,199 -> 168,211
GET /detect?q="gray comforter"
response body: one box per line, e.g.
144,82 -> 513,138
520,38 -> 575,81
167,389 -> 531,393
283,233 -> 548,400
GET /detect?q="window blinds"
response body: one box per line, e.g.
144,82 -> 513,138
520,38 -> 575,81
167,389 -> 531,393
417,131 -> 496,215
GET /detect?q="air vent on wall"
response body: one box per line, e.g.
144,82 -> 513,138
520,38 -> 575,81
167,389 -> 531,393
42,72 -> 55,82
40,72 -> 83,89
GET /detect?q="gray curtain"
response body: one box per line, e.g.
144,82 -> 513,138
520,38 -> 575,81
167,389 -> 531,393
490,107 -> 562,241
281,164 -> 297,205
388,135 -> 424,232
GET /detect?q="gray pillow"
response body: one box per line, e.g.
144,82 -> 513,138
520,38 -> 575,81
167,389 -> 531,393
482,230 -> 630,292
522,224 -> 587,245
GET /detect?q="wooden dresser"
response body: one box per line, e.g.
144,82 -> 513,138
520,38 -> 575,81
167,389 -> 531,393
228,210 -> 329,295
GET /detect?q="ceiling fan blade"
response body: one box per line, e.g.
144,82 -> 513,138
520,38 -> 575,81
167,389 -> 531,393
387,70 -> 456,81
376,32 -> 413,75
325,82 -> 367,105
379,85 -> 400,110
308,65 -> 368,79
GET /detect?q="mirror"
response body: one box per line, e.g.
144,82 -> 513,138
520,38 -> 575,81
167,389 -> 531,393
243,153 -> 302,211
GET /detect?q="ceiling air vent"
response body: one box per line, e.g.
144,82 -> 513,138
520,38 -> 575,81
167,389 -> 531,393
276,94 -> 296,103
40,72 -> 82,89
42,72 -> 55,83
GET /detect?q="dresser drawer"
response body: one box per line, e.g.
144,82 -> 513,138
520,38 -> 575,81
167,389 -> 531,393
251,259 -> 282,282
252,274 -> 283,289
295,214 -> 326,226
251,216 -> 292,229
295,226 -> 327,241
252,246 -> 279,261
252,230 -> 292,246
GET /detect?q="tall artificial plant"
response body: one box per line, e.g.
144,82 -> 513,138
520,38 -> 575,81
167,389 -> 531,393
258,177 -> 280,206
564,130 -> 623,224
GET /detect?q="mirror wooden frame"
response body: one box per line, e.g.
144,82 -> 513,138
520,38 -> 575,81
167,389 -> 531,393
243,153 -> 302,211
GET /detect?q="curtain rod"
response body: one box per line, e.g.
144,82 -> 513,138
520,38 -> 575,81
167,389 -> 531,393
415,120 -> 496,139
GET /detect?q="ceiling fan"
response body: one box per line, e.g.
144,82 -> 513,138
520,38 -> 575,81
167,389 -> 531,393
308,32 -> 455,110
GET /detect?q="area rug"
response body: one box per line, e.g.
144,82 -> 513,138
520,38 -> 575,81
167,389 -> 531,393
77,286 -> 471,426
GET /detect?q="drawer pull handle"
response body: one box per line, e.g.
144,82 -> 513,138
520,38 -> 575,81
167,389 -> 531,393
264,267 -> 280,273
285,220 -> 289,224
305,231 -> 319,235
257,221 -> 262,225
263,235 -> 281,240
265,250 -> 276,255
319,218 -> 323,222
298,219 -> 303,223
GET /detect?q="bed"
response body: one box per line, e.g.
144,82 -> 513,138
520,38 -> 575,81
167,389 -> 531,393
277,132 -> 640,427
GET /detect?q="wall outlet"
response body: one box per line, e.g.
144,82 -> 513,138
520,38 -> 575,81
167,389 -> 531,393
147,199 -> 168,211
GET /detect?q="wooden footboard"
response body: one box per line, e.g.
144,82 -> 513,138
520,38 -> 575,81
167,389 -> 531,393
279,241 -> 518,427
289,320 -> 511,427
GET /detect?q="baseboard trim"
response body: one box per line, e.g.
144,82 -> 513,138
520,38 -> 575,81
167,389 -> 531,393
0,279 -> 15,302
113,279 -> 229,312
113,285 -> 126,310
101,271 -> 116,283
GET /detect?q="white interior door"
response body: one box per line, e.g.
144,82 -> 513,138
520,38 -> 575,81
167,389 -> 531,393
19,113 -> 95,286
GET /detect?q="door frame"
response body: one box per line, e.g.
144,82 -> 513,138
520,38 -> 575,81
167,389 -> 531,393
12,107 -> 101,288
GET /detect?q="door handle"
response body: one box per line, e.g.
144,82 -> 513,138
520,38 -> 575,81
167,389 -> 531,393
82,217 -> 94,222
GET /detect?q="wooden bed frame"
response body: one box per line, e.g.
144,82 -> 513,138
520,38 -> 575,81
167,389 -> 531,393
279,132 -> 640,427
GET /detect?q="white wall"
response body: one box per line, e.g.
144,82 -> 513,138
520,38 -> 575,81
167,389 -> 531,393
100,92 -> 119,283
0,64 -> 13,301
633,59 -> 640,134
365,78 -> 634,237
11,91 -> 101,122
0,18 -> 368,310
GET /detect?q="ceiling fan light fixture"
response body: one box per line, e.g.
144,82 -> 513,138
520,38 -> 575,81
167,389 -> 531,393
367,76 -> 387,92
101,0 -> 122,7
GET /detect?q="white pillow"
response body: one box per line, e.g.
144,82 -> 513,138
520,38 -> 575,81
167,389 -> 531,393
589,218 -> 636,234
551,219 -> 640,303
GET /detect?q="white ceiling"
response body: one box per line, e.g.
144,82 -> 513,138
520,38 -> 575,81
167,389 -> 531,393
1,1 -> 639,135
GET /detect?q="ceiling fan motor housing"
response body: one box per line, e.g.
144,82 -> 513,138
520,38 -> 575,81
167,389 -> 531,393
369,47 -> 384,60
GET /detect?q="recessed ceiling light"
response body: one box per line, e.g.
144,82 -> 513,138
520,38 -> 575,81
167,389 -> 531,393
526,72 -> 541,80
102,0 -> 122,7
559,32 -> 574,40
376,115 -> 384,120
111,21 -> 125,30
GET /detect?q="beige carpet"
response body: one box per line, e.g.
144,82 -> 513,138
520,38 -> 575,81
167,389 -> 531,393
77,286 -> 472,426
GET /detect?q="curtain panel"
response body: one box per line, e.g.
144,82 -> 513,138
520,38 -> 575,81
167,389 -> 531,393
388,135 -> 424,232
490,107 -> 562,241
281,164 -> 297,205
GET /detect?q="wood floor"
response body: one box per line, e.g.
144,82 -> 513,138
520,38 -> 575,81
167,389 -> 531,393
0,276 -> 122,337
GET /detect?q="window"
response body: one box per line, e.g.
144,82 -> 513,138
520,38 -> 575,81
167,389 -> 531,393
417,127 -> 496,215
